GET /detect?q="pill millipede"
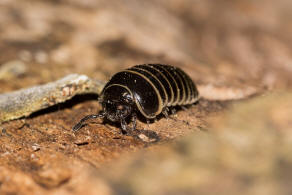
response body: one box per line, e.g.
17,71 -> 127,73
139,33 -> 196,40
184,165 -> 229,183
72,64 -> 199,134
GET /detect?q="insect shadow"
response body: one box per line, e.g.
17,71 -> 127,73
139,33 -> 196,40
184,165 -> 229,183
28,93 -> 99,118
80,109 -> 161,142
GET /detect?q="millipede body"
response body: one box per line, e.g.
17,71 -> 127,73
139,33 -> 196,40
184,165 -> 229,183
73,64 -> 199,133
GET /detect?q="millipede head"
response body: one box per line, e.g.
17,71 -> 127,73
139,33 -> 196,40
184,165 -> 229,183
100,84 -> 134,123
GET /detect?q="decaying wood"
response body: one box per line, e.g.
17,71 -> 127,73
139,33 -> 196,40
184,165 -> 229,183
0,0 -> 292,194
0,74 -> 105,123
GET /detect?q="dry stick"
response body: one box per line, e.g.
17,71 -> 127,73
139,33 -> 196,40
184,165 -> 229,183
0,74 -> 105,123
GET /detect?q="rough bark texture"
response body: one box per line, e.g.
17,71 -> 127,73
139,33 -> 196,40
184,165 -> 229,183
0,74 -> 104,123
0,0 -> 292,194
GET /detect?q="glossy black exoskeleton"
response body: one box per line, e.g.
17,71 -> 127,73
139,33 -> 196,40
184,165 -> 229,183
72,64 -> 199,134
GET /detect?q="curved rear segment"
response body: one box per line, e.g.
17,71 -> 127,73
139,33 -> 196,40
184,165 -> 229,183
163,65 -> 187,105
150,64 -> 180,106
155,64 -> 199,106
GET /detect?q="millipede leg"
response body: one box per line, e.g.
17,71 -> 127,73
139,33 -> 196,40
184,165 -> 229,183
171,108 -> 176,115
72,113 -> 105,131
181,105 -> 188,111
131,113 -> 137,131
120,118 -> 128,133
145,119 -> 151,129
165,107 -> 177,121
162,107 -> 169,119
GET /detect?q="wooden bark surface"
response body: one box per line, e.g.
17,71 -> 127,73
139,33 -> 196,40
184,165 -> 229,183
0,0 -> 292,194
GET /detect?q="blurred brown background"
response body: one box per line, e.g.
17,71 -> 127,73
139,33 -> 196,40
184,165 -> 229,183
0,0 -> 292,194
